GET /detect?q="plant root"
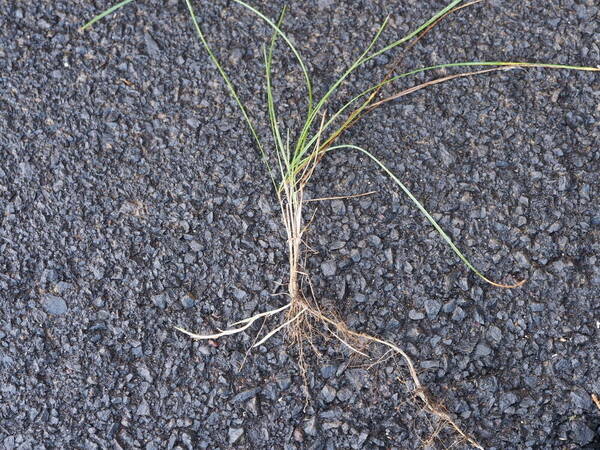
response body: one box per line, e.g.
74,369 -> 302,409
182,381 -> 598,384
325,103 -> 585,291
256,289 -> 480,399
174,302 -> 291,340
303,302 -> 484,450
177,289 -> 483,450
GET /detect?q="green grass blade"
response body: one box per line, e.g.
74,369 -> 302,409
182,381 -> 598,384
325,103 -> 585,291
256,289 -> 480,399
183,0 -> 278,187
364,0 -> 464,65
264,9 -> 288,184
231,0 -> 313,116
80,0 -> 136,32
328,144 -> 525,288
265,44 -> 286,183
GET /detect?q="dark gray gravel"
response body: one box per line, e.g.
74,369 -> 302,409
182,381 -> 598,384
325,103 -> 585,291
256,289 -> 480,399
1,0 -> 599,448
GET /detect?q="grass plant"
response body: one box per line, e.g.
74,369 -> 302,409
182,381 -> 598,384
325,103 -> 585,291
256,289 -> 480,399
81,1 -> 599,447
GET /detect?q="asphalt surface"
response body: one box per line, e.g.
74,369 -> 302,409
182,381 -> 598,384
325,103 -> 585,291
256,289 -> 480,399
1,0 -> 599,448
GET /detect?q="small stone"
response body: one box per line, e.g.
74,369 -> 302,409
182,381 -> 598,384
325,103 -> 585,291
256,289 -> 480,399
245,397 -> 259,416
181,433 -> 193,449
336,388 -> 352,402
322,420 -> 342,430
368,235 -> 381,246
136,400 -> 150,416
189,240 -> 202,252
4,436 -> 15,448
330,199 -> 345,215
198,345 -> 211,356
229,47 -> 243,64
232,287 -> 247,300
420,360 -> 439,369
571,420 -> 594,446
321,385 -> 337,403
345,369 -> 368,390
357,432 -> 369,446
499,392 -> 519,411
91,265 -> 104,280
530,303 -> 544,312
151,294 -> 167,309
442,300 -> 455,313
548,222 -> 562,233
41,269 -> 58,284
330,241 -> 345,250
131,345 -> 143,358
276,376 -> 291,390
228,428 -> 244,444
570,390 -> 592,410
487,325 -> 503,342
424,299 -> 441,318
575,4 -> 591,20
439,148 -> 455,166
137,366 -> 153,383
457,277 -> 469,291
180,295 -> 195,309
321,261 -> 337,277
304,417 -> 317,436
452,306 -> 466,321
144,32 -> 161,57
41,294 -> 67,316
513,251 -> 529,267
293,428 -> 304,443
55,282 -> 72,294
354,294 -> 366,303
186,118 -> 199,128
39,18 -> 51,29
232,387 -> 260,404
320,365 -> 337,379
474,343 -> 491,357
408,309 -> 424,320
318,0 -> 334,9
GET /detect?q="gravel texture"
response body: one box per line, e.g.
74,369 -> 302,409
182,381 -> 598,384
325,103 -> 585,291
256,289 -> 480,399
1,0 -> 600,448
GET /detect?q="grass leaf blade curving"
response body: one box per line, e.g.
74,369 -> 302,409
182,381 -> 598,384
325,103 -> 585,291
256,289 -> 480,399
328,144 -> 525,288
80,0 -> 136,32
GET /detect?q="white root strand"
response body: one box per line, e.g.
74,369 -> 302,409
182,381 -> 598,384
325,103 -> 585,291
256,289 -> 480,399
175,302 -> 292,340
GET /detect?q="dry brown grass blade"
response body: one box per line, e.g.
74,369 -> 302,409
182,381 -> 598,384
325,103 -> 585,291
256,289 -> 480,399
304,190 -> 377,203
374,0 -> 484,101
366,66 -> 514,111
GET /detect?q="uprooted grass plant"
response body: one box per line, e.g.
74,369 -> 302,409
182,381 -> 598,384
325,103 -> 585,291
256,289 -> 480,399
82,0 -> 599,447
